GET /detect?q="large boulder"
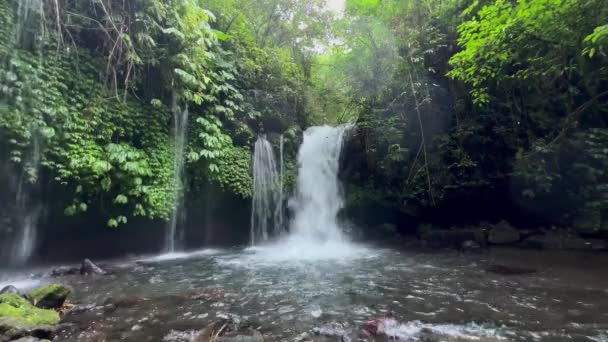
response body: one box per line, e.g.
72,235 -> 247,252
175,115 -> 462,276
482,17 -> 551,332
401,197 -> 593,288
488,221 -> 520,245
0,294 -> 59,341
28,285 -> 71,310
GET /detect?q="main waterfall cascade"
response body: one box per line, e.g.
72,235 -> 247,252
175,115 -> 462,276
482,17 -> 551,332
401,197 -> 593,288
165,98 -> 189,253
249,125 -> 357,260
250,136 -> 285,244
289,125 -> 352,242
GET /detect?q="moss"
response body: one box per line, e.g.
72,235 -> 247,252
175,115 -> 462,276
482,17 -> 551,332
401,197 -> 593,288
0,294 -> 59,326
29,284 -> 71,309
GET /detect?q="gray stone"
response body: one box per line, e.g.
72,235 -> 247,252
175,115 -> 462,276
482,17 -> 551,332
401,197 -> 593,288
80,259 -> 106,275
488,221 -> 520,245
50,266 -> 79,277
461,240 -> 482,251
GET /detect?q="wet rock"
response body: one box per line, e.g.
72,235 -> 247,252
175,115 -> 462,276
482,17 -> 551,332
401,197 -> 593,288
194,319 -> 265,342
376,223 -> 398,235
28,284 -> 71,310
588,239 -> 608,251
364,318 -> 384,336
520,235 -> 545,249
50,266 -> 79,277
485,264 -> 536,275
521,230 -> 592,250
419,226 -> 486,249
488,221 -> 520,245
461,240 -> 482,251
0,285 -> 22,297
0,294 -> 59,341
80,259 -> 107,275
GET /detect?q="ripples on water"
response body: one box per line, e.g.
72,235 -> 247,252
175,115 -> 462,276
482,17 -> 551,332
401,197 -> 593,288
4,245 -> 608,341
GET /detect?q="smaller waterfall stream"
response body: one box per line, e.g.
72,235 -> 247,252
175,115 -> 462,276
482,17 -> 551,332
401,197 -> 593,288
9,135 -> 42,264
16,0 -> 40,48
250,136 -> 284,244
165,98 -> 189,253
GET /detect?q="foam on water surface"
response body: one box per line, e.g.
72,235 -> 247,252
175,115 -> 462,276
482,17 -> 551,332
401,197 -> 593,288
138,248 -> 222,262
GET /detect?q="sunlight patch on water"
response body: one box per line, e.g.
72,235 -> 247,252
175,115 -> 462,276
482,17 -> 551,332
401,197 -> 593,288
138,248 -> 222,262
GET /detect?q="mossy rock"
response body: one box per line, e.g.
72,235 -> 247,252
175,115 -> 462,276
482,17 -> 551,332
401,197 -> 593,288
28,284 -> 71,310
0,294 -> 59,340
0,294 -> 59,326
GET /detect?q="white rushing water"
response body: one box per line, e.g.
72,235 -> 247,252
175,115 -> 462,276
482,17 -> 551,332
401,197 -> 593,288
165,96 -> 189,253
250,136 -> 284,244
289,125 -> 352,242
246,125 -> 358,262
10,135 -> 42,264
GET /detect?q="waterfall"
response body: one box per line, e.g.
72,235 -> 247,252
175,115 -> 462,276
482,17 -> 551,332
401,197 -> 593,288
250,136 -> 284,244
10,136 -> 42,264
165,97 -> 189,253
16,0 -> 41,49
279,134 -> 285,231
245,125 -> 357,261
289,125 -> 352,242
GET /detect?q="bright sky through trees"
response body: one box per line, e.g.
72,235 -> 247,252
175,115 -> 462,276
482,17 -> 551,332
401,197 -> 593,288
325,0 -> 345,14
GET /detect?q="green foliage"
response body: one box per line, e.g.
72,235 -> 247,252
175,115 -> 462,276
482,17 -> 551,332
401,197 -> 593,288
208,146 -> 252,198
584,25 -> 608,58
449,0 -> 608,105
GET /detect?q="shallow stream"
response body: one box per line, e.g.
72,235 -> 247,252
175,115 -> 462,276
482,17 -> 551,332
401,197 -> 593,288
4,244 -> 607,341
